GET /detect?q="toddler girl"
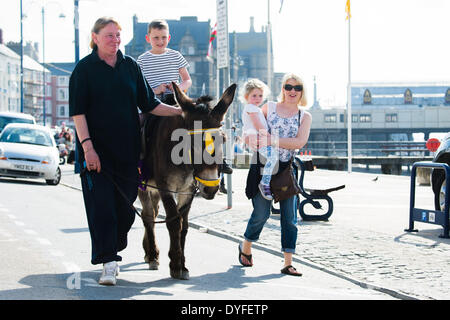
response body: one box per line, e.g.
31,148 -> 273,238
241,79 -> 278,200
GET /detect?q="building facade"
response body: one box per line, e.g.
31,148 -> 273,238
43,62 -> 75,127
22,54 -> 50,124
351,82 -> 450,107
0,44 -> 21,112
125,16 -> 212,98
308,82 -> 450,156
125,15 -> 275,104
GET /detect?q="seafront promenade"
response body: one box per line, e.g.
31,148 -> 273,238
61,165 -> 449,300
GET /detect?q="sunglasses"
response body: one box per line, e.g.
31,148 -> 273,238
284,84 -> 303,92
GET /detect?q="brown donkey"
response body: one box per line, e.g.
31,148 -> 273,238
138,82 -> 236,279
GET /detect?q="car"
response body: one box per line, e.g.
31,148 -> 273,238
0,123 -> 61,185
0,111 -> 36,134
431,132 -> 450,211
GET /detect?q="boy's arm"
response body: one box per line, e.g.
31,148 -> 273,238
150,103 -> 183,116
177,67 -> 192,92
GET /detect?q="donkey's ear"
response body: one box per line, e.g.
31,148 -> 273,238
211,83 -> 237,121
172,82 -> 193,112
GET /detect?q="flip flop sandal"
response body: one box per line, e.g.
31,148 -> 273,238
238,243 -> 253,267
281,265 -> 302,277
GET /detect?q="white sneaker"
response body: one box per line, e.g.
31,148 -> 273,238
99,261 -> 119,286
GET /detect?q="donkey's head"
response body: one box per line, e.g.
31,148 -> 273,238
172,82 -> 237,199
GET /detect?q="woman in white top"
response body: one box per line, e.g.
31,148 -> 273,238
239,73 -> 312,276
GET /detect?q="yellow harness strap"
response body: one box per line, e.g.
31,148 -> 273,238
194,176 -> 221,187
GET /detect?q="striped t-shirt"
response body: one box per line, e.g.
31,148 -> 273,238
137,48 -> 189,93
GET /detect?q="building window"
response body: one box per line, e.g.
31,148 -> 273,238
58,105 -> 68,117
45,101 -> 52,114
386,113 -> 398,122
404,88 -> 413,104
352,114 -> 358,123
58,76 -> 68,86
445,88 -> 450,105
324,114 -> 337,123
58,88 -> 68,101
363,89 -> 372,104
360,114 -> 372,123
179,33 -> 196,56
339,114 -> 345,123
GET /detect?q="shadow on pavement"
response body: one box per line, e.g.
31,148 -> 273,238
0,264 -> 283,300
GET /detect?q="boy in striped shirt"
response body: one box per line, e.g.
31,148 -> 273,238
137,19 -> 192,104
138,19 -> 233,177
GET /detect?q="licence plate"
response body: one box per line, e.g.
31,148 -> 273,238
14,164 -> 34,171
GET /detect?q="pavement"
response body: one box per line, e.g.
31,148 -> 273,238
59,163 -> 450,300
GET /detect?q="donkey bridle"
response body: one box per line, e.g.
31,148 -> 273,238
187,127 -> 222,188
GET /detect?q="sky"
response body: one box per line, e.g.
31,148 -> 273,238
1,0 -> 450,107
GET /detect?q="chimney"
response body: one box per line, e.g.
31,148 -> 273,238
0,29 -> 3,44
249,17 -> 255,33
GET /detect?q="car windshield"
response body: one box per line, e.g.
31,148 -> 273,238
0,116 -> 34,133
0,127 -> 53,147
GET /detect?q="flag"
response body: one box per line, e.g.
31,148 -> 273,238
345,0 -> 351,20
206,22 -> 217,62
279,0 -> 284,13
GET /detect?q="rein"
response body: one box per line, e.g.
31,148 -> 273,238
81,167 -> 195,224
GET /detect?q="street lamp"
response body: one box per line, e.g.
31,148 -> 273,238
19,0 -> 65,124
20,0 -> 24,113
42,3 -> 66,126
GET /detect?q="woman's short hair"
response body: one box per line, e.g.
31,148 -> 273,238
278,73 -> 308,106
148,19 -> 169,34
238,78 -> 270,103
90,17 -> 122,50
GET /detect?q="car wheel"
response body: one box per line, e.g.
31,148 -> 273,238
434,177 -> 447,211
59,156 -> 65,165
46,167 -> 61,186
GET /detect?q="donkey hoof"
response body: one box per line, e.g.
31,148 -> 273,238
181,269 -> 190,280
170,269 -> 189,280
148,260 -> 159,270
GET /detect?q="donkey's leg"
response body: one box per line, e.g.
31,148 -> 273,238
177,190 -> 195,280
159,192 -> 185,279
138,188 -> 160,269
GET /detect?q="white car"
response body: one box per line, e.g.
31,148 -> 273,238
0,111 -> 36,133
0,123 -> 61,185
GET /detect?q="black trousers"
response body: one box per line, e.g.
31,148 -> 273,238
80,159 -> 138,265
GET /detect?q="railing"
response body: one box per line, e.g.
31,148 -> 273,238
301,140 -> 428,157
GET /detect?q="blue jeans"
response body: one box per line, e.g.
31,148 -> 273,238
244,192 -> 298,253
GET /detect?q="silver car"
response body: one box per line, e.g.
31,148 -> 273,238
0,123 -> 61,185
431,132 -> 450,211
0,111 -> 36,133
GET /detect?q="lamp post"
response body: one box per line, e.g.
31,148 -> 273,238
74,0 -> 80,63
20,0 -> 24,113
41,4 -> 65,126
267,0 -> 272,99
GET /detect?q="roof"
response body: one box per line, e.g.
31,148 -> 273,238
3,122 -> 52,133
23,55 -> 50,73
352,81 -> 450,88
126,16 -> 210,51
0,111 -> 35,120
0,44 -> 20,60
43,62 -> 75,76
